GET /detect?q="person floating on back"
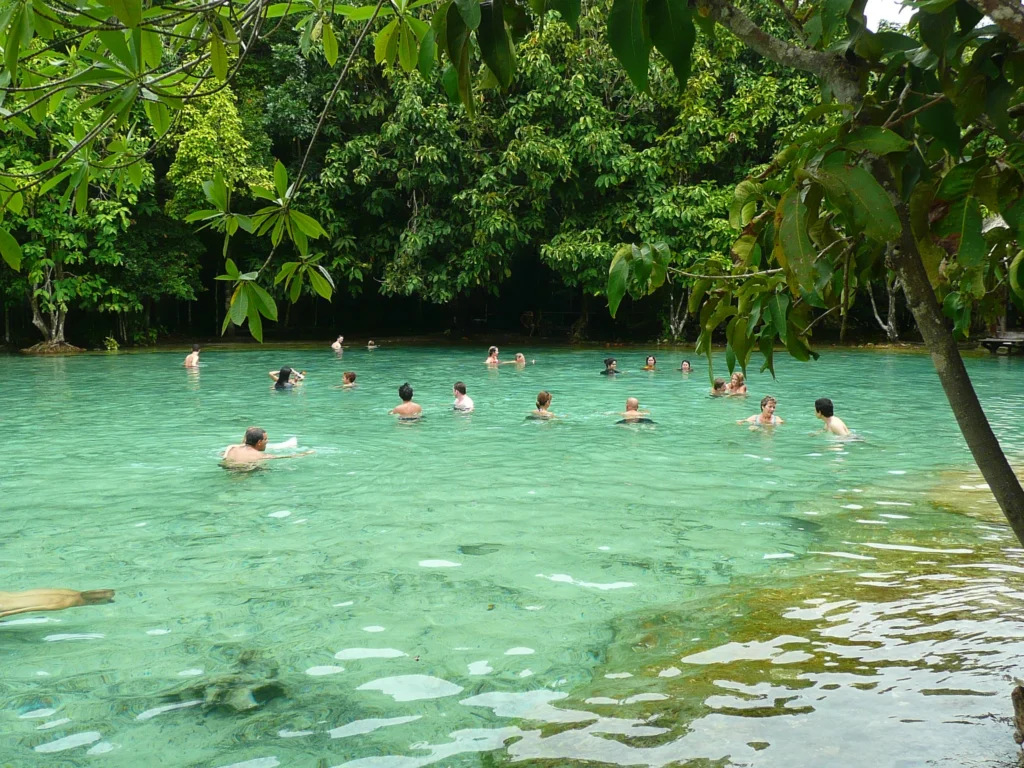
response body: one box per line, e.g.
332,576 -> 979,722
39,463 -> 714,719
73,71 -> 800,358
1,588 -> 115,620
453,381 -> 474,412
815,397 -> 850,436
728,372 -> 748,395
222,427 -> 313,465
529,390 -> 554,419
390,382 -> 422,419
642,355 -> 657,371
601,357 -> 621,375
618,397 -> 654,424
739,396 -> 784,426
184,344 -> 200,368
710,378 -> 728,396
331,335 -> 344,351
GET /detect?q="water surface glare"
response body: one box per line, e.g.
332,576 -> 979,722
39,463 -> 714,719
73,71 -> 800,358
3,347 -> 1024,767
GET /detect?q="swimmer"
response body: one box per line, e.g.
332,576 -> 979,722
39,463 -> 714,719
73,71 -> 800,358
815,397 -> 850,436
728,372 -> 748,395
390,382 -> 422,419
642,355 -> 657,371
618,397 -> 654,423
485,346 -> 500,365
331,335 -> 344,351
367,340 -> 378,350
453,381 -> 474,412
529,390 -> 554,419
502,352 -> 535,366
184,344 -> 200,368
1,588 -> 115,619
601,357 -> 621,375
222,427 -> 313,464
269,367 -> 303,388
739,395 -> 784,426
680,360 -> 692,373
710,378 -> 728,396
341,371 -> 356,388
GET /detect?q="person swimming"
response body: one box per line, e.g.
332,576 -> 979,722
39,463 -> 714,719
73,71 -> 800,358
601,357 -> 621,375
680,360 -> 692,373
485,346 -> 500,365
739,395 -> 784,426
710,378 -> 728,396
642,355 -> 657,371
269,367 -> 302,388
331,335 -> 344,351
617,397 -> 654,424
184,344 -> 200,368
1,588 -> 115,619
342,371 -> 356,388
453,381 -> 474,412
815,397 -> 850,436
367,340 -> 378,350
728,372 -> 748,395
502,352 -> 535,366
528,390 -> 554,419
222,427 -> 314,465
390,382 -> 423,419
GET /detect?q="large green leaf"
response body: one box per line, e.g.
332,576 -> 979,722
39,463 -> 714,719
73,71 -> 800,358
210,34 -> 228,80
323,21 -> 339,66
1010,249 -> 1024,299
766,292 -> 790,344
0,227 -> 22,270
646,0 -> 694,89
607,246 -> 630,318
777,188 -> 817,293
944,196 -> 986,267
455,0 -> 481,29
818,155 -> 900,241
608,0 -> 651,93
398,20 -> 419,71
843,126 -> 911,154
103,0 -> 143,28
477,0 -> 514,88
446,2 -> 475,114
548,0 -> 580,27
375,18 -> 400,64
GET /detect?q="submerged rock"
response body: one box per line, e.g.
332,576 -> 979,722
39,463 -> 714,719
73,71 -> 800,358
161,647 -> 285,714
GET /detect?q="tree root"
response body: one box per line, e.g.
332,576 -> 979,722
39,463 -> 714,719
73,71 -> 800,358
21,341 -> 85,354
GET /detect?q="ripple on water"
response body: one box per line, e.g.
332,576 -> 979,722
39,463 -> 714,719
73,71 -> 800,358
356,675 -> 463,702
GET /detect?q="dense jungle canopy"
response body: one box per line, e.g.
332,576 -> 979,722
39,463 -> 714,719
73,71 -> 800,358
0,0 -> 855,346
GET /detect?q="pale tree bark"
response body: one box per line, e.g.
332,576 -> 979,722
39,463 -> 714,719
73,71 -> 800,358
875,162 -> 1024,545
668,287 -> 688,341
966,0 -> 1024,45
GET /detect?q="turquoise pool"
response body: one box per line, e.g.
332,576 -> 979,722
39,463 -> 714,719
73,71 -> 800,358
2,346 -> 1023,767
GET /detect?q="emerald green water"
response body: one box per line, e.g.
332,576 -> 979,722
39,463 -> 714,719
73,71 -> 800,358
3,347 -> 1024,767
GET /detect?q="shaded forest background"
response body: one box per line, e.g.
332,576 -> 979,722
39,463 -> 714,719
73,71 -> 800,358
0,0 -> 932,348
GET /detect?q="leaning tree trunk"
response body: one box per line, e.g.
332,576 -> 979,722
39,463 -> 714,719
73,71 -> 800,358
877,163 -> 1024,546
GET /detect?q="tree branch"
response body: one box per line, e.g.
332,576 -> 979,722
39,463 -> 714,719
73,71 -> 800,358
965,0 -> 1024,45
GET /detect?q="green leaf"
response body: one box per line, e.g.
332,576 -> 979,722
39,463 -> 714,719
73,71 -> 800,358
477,0 -> 514,88
818,155 -> 900,241
210,34 -> 228,80
607,246 -> 630,318
290,210 -> 327,238
821,0 -> 853,45
631,243 -> 653,288
548,0 -> 580,27
647,0 -> 694,89
608,0 -> 652,93
99,30 -> 136,72
1009,250 -> 1024,299
141,29 -> 162,69
274,160 -> 289,199
776,188 -> 817,293
0,227 -> 22,270
844,126 -> 911,154
455,0 -> 481,29
323,21 -> 339,66
6,192 -> 23,215
759,333 -> 775,376
767,292 -> 790,344
688,278 -> 711,312
103,0 -> 143,28
144,100 -> 170,135
128,161 -> 143,188
916,100 -> 959,156
446,3 -> 475,115
246,298 -> 264,342
249,282 -> 279,321
946,197 -> 986,267
418,28 -> 437,76
398,20 -> 419,72
375,18 -> 400,64
307,266 -> 333,300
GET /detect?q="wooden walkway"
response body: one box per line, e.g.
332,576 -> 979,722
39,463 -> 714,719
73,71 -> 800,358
981,332 -> 1024,354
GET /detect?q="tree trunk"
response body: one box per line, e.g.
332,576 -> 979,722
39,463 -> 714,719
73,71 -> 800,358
668,287 -> 688,342
53,309 -> 66,344
3,302 -> 10,345
876,162 -> 1024,546
28,285 -> 52,342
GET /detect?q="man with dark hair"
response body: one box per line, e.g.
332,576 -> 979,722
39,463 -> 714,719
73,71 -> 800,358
222,427 -> 312,464
815,398 -> 850,436
184,343 -> 200,368
601,357 -> 621,375
453,381 -> 474,412
390,383 -> 422,419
